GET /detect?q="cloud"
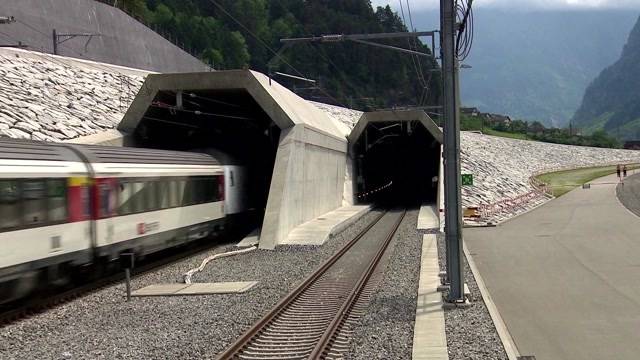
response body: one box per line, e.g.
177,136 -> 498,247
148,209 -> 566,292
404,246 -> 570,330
370,0 -> 640,10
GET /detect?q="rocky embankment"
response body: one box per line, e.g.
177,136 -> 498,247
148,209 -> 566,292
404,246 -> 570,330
461,132 -> 640,222
2,50 -> 640,224
0,49 -> 144,141
314,104 -> 640,222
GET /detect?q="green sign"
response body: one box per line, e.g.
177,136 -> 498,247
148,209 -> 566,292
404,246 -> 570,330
462,174 -> 474,186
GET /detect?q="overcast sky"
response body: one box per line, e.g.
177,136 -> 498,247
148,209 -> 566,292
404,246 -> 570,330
370,0 -> 640,10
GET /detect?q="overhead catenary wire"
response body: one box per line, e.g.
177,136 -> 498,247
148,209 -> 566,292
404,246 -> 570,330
398,0 -> 426,88
398,0 -> 435,107
9,18 -> 141,110
207,0 -> 347,108
16,19 -> 124,74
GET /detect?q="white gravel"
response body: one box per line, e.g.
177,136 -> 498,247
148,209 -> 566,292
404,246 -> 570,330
0,211 -> 382,359
437,234 -> 508,360
347,209 -> 421,359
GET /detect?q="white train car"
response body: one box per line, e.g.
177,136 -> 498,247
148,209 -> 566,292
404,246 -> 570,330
0,139 -> 92,301
0,139 -> 239,303
75,145 -> 226,261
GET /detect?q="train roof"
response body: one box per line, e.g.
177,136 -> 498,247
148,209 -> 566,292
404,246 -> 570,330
0,137 -> 220,166
0,137 -> 81,162
70,144 -> 220,166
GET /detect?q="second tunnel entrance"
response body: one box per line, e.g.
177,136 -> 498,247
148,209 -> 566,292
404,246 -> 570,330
349,111 -> 442,207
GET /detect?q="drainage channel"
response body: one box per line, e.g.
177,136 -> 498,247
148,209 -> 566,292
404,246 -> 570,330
217,209 -> 407,360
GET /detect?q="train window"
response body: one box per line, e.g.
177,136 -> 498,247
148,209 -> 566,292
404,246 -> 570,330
183,179 -> 194,206
97,181 -> 116,218
158,181 -> 170,209
145,181 -> 159,211
131,182 -> 145,213
203,177 -> 218,203
47,179 -> 67,222
23,180 -> 47,225
0,180 -> 21,229
118,182 -> 134,215
168,180 -> 179,208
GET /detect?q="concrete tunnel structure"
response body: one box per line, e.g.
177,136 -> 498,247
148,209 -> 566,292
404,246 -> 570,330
348,110 -> 443,207
117,70 -> 350,250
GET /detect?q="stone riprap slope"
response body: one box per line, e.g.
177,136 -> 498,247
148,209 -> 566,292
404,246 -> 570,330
311,104 -> 640,222
1,52 -> 637,223
0,51 -> 144,141
461,132 -> 640,222
310,101 -> 362,134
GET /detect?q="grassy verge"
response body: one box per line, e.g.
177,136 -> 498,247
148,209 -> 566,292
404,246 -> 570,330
483,128 -> 534,140
536,164 -> 640,197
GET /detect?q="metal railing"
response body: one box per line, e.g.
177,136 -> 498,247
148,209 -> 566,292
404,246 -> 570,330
474,161 -> 640,222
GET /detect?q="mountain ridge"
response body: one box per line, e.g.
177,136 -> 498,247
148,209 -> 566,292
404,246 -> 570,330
413,9 -> 637,127
572,15 -> 640,140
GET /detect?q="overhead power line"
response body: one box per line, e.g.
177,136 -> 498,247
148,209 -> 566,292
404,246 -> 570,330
207,0 -> 346,107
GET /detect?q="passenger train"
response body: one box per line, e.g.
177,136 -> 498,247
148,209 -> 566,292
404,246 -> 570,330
0,138 -> 249,303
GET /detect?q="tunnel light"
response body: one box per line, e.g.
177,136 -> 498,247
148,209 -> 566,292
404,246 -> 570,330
378,123 -> 401,131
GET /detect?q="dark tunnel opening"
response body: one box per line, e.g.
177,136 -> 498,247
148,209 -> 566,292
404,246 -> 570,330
131,89 -> 281,229
354,121 -> 440,207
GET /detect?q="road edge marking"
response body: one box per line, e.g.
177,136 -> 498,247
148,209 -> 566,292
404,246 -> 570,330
463,242 -> 520,360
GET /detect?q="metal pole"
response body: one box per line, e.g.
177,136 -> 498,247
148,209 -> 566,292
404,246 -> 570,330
441,0 -> 464,302
52,29 -> 58,55
125,268 -> 131,301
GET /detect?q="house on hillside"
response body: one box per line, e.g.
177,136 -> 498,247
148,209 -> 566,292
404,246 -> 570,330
483,113 -> 512,126
461,107 -> 480,116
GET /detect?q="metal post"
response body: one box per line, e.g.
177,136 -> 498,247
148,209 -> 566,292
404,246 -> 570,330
441,0 -> 465,302
52,29 -> 58,55
120,253 -> 134,302
125,268 -> 131,301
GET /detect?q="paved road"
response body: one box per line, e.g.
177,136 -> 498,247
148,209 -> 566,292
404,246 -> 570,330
617,172 -> 640,217
465,174 -> 640,360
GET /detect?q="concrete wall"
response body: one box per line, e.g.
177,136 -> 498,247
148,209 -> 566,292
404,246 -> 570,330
117,70 -> 348,249
0,0 -> 208,73
260,125 -> 346,249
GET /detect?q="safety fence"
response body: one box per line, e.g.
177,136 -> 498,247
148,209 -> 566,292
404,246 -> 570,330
475,187 -> 550,221
472,161 -> 640,223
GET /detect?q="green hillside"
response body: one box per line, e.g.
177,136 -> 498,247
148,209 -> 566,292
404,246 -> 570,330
573,15 -> 640,140
114,0 -> 441,110
412,9 -> 636,128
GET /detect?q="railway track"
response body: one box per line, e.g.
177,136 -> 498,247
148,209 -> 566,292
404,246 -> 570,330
217,209 -> 407,360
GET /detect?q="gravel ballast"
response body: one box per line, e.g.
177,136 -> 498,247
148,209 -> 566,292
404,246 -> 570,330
347,209 -> 422,359
0,211 -> 382,359
437,234 -> 509,360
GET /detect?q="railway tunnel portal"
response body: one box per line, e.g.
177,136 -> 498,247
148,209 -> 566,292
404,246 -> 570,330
348,110 -> 443,207
118,70 -> 349,249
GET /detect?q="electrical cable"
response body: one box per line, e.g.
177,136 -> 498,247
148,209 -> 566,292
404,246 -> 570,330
406,0 -> 428,87
12,18 -> 140,110
398,0 -> 426,90
269,0 -> 387,108
455,0 -> 474,62
16,19 -> 123,74
207,0 -> 347,108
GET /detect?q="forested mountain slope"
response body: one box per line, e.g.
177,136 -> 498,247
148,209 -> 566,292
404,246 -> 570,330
572,15 -> 640,140
115,0 -> 440,109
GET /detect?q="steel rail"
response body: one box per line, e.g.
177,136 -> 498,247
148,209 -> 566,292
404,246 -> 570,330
310,210 -> 405,358
217,210 -> 406,359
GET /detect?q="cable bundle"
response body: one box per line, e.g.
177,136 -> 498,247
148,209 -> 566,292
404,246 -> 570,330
455,0 -> 475,62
